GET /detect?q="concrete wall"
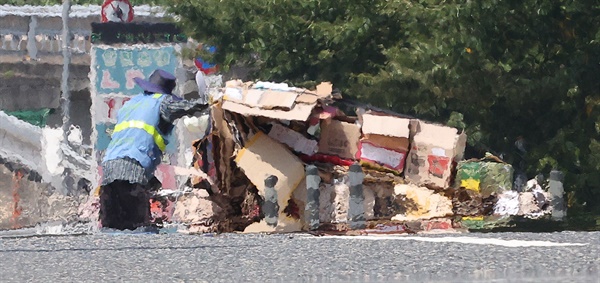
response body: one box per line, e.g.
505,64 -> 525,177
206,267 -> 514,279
0,110 -> 93,185
0,158 -> 88,230
0,5 -> 170,145
0,111 -> 92,230
0,62 -> 90,108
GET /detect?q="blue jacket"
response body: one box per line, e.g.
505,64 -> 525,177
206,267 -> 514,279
103,93 -> 167,173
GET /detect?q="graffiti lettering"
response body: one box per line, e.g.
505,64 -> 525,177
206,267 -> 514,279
91,33 -> 102,42
175,34 -> 187,42
103,97 -> 131,120
90,32 -> 188,44
94,46 -> 177,96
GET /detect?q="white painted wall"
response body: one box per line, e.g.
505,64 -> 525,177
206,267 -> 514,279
0,110 -> 44,173
0,110 -> 93,190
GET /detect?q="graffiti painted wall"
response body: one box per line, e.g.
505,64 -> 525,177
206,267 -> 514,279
93,46 -> 178,95
90,44 -> 183,189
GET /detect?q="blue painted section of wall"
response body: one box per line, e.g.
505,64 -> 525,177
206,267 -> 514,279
94,46 -> 178,96
95,122 -> 115,151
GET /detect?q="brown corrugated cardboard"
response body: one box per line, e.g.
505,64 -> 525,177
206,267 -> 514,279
235,132 -> 306,232
222,100 -> 316,121
211,103 -> 235,194
362,134 -> 409,152
361,113 -> 411,138
224,80 -> 332,102
256,90 -> 298,110
356,114 -> 411,173
405,120 -> 467,189
243,89 -> 264,106
318,119 -> 361,159
316,82 -> 333,98
224,88 -> 298,110
295,93 -> 319,104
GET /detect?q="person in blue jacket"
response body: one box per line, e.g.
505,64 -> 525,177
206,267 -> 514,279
99,68 -> 208,230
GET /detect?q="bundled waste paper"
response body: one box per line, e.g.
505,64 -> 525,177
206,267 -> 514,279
150,80 -> 561,234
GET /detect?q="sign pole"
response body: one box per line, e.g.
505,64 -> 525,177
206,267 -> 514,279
61,0 -> 72,138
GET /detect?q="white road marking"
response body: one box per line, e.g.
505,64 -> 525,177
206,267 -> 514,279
306,235 -> 588,247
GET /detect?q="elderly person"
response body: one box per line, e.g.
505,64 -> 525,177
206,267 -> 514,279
99,68 -> 209,231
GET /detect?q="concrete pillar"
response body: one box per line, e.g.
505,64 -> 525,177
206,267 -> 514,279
348,163 -> 365,229
548,170 -> 566,221
305,165 -> 320,230
27,16 -> 38,60
263,175 -> 279,227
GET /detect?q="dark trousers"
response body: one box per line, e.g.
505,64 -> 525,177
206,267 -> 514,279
99,180 -> 151,230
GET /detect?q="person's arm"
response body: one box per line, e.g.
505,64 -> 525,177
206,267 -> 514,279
159,95 -> 209,124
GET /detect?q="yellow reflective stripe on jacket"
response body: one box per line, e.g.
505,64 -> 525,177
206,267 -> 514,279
152,93 -> 163,99
113,120 -> 166,152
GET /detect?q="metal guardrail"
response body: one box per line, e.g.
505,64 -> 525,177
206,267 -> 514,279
0,5 -> 167,59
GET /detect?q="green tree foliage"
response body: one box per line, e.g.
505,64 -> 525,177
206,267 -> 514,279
169,0 -> 600,220
2,0 -> 168,5
171,0 -> 403,90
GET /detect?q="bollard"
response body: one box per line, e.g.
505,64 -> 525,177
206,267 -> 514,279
348,163 -> 366,229
548,170 -> 566,221
305,165 -> 321,230
263,175 -> 279,227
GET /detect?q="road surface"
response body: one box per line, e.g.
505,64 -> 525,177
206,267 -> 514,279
0,231 -> 598,282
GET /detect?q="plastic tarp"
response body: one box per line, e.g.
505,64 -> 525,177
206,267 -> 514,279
4,108 -> 51,127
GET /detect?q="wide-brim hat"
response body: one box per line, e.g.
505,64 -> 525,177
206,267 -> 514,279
134,69 -> 176,95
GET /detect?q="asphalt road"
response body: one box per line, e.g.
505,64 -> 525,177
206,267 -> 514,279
0,231 -> 598,282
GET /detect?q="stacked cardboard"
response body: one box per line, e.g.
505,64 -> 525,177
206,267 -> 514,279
319,119 -> 361,159
172,79 -> 553,234
357,113 -> 411,174
405,120 -> 467,189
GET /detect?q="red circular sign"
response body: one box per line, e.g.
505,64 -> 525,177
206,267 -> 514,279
101,0 -> 134,23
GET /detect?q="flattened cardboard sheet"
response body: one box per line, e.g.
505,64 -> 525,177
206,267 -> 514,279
235,131 -> 305,203
222,100 -> 316,121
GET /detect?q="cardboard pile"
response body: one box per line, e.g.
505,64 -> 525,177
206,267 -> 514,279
169,80 -> 553,234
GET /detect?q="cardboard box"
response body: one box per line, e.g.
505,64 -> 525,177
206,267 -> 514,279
361,134 -> 409,152
405,120 -> 467,189
361,112 -> 411,139
356,141 -> 407,173
356,113 -> 412,172
318,119 -> 361,159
